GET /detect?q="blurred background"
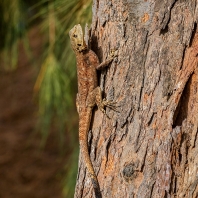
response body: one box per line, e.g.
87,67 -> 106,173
0,0 -> 91,197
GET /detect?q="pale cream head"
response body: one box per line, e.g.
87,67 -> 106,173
69,24 -> 87,52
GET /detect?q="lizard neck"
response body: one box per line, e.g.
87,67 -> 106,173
75,48 -> 89,56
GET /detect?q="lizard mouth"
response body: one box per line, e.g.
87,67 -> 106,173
78,46 -> 87,52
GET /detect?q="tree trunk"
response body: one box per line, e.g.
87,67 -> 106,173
75,0 -> 198,197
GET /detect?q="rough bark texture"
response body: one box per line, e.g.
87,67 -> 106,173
75,0 -> 198,197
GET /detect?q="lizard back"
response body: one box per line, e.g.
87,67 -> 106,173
76,50 -> 99,106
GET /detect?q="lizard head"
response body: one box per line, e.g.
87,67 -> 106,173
69,24 -> 87,53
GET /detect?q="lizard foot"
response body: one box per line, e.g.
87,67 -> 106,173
96,49 -> 118,70
97,99 -> 119,119
99,99 -> 119,117
102,99 -> 117,110
109,49 -> 118,58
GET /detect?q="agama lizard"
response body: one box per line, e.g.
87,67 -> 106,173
69,24 -> 117,198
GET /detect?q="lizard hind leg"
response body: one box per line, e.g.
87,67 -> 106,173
91,87 -> 116,116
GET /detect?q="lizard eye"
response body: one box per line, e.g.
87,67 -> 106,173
73,34 -> 77,38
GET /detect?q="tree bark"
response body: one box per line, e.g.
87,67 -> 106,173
75,0 -> 198,197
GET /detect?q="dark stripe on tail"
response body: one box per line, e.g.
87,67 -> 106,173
91,178 -> 102,198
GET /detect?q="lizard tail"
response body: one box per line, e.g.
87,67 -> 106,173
91,178 -> 102,198
80,139 -> 102,198
79,109 -> 102,198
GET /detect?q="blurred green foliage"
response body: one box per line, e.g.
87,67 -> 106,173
0,0 -> 28,69
0,0 -> 92,197
62,147 -> 79,197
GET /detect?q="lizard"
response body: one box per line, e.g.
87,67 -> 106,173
69,24 -> 117,198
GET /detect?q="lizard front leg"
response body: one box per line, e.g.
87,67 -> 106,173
96,49 -> 118,70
